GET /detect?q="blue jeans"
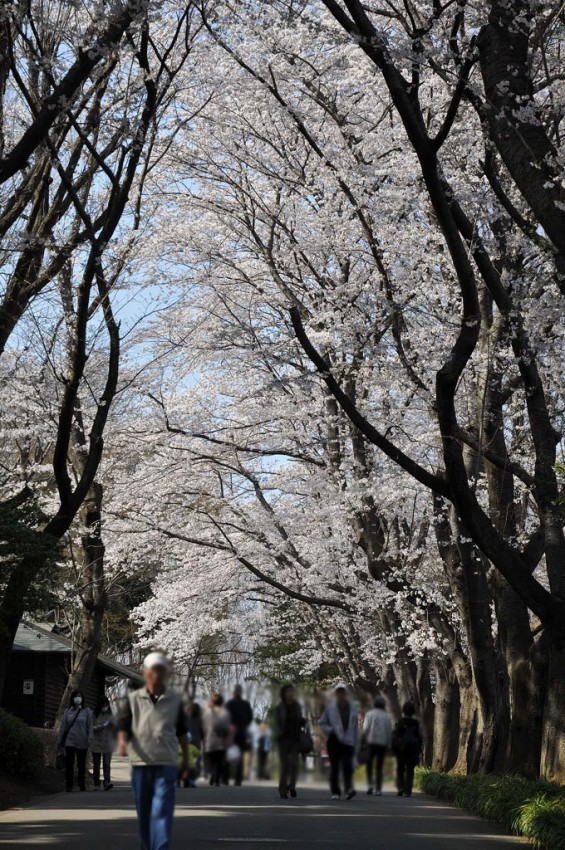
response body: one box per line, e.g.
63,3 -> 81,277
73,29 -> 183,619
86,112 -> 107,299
131,765 -> 177,850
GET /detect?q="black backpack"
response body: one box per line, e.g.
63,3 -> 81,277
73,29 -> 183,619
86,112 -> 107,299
392,721 -> 420,757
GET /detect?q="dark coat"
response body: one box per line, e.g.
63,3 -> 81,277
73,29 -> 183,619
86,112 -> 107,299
275,700 -> 304,743
393,716 -> 422,766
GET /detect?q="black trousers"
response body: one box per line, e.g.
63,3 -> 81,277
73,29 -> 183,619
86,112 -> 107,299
208,750 -> 226,786
396,757 -> 416,795
366,744 -> 387,790
65,746 -> 87,791
92,751 -> 112,787
327,735 -> 354,796
258,747 -> 270,780
233,731 -> 248,784
278,741 -> 299,795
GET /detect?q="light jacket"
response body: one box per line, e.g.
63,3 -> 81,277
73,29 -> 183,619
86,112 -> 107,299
203,706 -> 232,752
126,687 -> 184,767
91,711 -> 116,754
58,706 -> 94,750
319,701 -> 359,748
363,707 -> 392,748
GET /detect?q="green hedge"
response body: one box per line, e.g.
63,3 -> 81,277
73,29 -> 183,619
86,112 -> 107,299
415,769 -> 565,850
0,708 -> 44,779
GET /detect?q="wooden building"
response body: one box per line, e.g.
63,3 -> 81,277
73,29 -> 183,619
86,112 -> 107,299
1,622 -> 143,728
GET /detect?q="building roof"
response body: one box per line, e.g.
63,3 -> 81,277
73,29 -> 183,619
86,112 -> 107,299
13,622 -> 144,684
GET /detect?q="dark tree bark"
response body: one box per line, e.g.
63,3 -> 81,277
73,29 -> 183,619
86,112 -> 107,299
417,654 -> 435,767
542,643 -> 565,780
0,1 -> 141,184
432,657 -> 460,772
434,501 -> 508,773
57,486 -> 106,722
478,0 -> 565,276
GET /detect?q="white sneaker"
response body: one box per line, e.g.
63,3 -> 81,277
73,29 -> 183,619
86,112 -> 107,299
376,790 -> 383,796
331,794 -> 341,800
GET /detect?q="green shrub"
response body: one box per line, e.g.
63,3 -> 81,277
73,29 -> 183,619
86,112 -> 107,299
415,770 -> 565,850
517,797 -> 565,850
0,708 -> 44,779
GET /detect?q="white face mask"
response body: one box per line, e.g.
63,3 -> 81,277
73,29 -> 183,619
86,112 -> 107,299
73,697 -> 83,707
101,705 -> 109,713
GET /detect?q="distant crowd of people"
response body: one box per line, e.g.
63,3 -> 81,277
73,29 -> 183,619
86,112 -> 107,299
57,654 -> 423,850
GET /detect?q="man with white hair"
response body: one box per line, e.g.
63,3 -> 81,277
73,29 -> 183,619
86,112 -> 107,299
319,683 -> 359,801
117,652 -> 189,850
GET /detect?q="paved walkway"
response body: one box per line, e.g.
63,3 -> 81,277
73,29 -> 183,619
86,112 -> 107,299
0,760 -> 527,849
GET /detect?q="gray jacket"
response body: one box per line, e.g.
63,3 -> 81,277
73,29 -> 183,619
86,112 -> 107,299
58,706 -> 94,750
126,687 -> 184,767
363,708 -> 392,748
320,701 -> 359,748
91,711 -> 116,754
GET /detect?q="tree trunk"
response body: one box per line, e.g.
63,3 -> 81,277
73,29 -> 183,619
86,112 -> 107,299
432,657 -> 460,772
435,501 -> 507,773
452,669 -> 478,775
540,642 -> 565,782
56,484 -> 106,722
381,665 -> 402,719
490,575 -> 543,776
417,653 -> 435,767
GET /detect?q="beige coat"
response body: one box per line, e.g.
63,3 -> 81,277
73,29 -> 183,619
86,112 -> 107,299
91,711 -> 116,754
203,707 -> 231,752
127,687 -> 183,767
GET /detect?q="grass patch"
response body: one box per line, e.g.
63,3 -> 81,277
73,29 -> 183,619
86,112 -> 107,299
415,770 -> 565,850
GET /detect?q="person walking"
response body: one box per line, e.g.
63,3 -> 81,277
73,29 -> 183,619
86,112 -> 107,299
362,695 -> 392,796
319,684 -> 358,801
274,684 -> 304,799
92,696 -> 116,790
256,719 -> 272,780
225,684 -> 253,786
392,701 -> 422,797
188,702 -> 204,751
58,690 -> 93,793
203,693 -> 232,787
117,652 -> 189,850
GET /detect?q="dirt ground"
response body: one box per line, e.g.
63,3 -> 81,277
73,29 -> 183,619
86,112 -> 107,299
0,766 -> 63,811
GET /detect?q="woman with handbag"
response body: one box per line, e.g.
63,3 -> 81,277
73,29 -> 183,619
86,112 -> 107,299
203,693 -> 232,787
57,690 -> 94,792
274,684 -> 305,799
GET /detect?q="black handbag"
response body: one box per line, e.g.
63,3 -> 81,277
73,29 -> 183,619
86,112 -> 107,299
358,740 -> 371,764
298,726 -> 314,755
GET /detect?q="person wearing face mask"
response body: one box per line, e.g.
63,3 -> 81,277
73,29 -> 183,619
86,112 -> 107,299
58,690 -> 94,792
92,696 -> 116,790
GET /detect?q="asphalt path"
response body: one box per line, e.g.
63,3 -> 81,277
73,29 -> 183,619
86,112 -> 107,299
0,759 -> 528,849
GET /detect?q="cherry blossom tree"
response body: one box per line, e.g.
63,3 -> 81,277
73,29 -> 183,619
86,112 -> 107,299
0,0 -> 200,697
1,0 -> 564,783
108,0 -> 565,779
